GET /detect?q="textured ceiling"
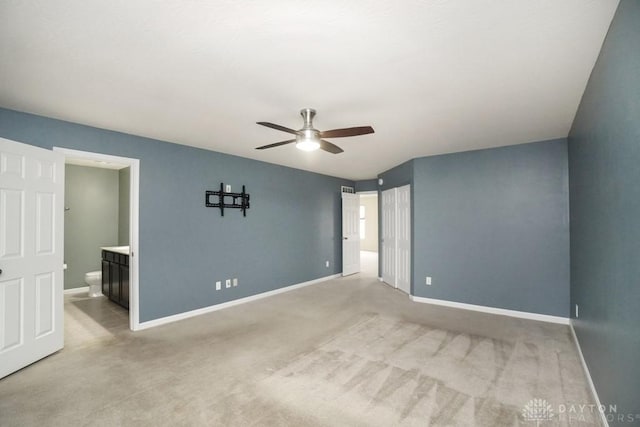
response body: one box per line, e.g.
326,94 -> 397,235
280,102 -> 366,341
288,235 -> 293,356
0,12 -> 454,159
0,1 -> 619,180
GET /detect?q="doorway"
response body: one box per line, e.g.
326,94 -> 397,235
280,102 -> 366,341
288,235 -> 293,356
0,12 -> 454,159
358,192 -> 378,276
53,148 -> 140,331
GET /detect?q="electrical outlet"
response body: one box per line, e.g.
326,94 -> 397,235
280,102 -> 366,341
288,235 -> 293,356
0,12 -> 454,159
233,278 -> 238,287
215,281 -> 221,291
325,261 -> 330,267
225,279 -> 231,288
225,184 -> 231,192
575,304 -> 579,318
426,276 -> 432,286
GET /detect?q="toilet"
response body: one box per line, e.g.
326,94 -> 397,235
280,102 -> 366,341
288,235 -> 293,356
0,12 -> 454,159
85,271 -> 102,297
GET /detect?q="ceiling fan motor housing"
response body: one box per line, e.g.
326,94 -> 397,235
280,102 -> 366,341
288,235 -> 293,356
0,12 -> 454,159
297,108 -> 320,149
300,108 -> 316,129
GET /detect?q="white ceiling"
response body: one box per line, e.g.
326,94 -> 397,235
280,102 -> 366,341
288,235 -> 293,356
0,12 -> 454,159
0,1 -> 619,180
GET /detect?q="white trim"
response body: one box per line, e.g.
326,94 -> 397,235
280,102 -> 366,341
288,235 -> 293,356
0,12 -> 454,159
136,274 -> 341,330
570,322 -> 609,427
53,147 -> 141,331
64,286 -> 89,295
410,295 -> 570,324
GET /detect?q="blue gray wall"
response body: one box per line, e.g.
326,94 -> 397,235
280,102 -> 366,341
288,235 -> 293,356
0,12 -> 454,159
412,141 -> 570,317
378,142 -> 570,317
64,165 -> 119,289
355,179 -> 378,192
378,160 -> 414,190
568,0 -> 640,420
0,108 -> 351,322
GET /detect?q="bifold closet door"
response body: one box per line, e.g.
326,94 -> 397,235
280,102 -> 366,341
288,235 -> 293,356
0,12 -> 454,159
381,188 -> 396,287
396,185 -> 411,294
381,185 -> 411,294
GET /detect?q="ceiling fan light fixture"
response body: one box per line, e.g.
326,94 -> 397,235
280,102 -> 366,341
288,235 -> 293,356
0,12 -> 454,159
296,128 -> 320,151
296,137 -> 320,152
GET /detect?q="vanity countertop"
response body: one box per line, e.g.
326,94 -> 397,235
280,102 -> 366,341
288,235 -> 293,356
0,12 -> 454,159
101,246 -> 130,255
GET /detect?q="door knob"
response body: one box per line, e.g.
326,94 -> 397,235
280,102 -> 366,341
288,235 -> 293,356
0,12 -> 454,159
343,237 -> 348,240
0,268 -> 3,275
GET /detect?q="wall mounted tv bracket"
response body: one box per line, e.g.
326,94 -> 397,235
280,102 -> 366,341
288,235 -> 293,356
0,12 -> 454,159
206,183 -> 250,217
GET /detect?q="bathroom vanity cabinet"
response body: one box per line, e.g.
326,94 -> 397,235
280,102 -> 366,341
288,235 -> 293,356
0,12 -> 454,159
101,247 -> 129,310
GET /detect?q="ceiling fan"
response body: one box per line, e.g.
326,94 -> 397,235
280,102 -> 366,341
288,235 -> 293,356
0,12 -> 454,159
255,108 -> 374,154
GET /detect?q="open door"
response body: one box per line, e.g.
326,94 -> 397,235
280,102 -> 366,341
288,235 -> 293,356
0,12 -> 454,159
342,192 -> 360,276
0,137 -> 64,379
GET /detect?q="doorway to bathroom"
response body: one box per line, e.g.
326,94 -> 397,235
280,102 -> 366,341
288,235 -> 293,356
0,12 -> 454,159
54,148 -> 140,332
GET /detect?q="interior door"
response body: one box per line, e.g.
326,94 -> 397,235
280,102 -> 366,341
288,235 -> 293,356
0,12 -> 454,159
342,192 -> 360,276
0,137 -> 64,379
396,185 -> 411,294
381,188 -> 396,286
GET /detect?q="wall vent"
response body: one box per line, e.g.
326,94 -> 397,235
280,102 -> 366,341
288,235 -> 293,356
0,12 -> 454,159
341,186 -> 355,194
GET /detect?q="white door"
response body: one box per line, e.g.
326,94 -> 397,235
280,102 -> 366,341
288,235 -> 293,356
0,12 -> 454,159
396,185 -> 411,294
381,188 -> 396,286
0,137 -> 64,379
342,192 -> 360,276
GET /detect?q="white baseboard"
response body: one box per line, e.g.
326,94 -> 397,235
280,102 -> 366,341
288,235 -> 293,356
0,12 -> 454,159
136,274 -> 341,331
409,295 -> 570,324
64,286 -> 89,295
570,322 -> 609,427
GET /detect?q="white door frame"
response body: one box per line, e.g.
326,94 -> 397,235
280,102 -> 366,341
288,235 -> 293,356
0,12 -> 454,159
53,147 -> 141,331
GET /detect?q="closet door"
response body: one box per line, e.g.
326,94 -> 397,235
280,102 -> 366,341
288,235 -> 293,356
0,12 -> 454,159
381,188 -> 396,287
381,185 -> 411,294
396,185 -> 411,294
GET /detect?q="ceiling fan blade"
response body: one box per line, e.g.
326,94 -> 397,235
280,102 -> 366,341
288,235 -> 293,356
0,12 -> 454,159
256,122 -> 299,135
319,140 -> 344,154
320,126 -> 374,138
255,139 -> 296,150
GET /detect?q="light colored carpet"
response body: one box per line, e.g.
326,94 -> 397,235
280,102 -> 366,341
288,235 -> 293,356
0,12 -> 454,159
0,252 -> 599,426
